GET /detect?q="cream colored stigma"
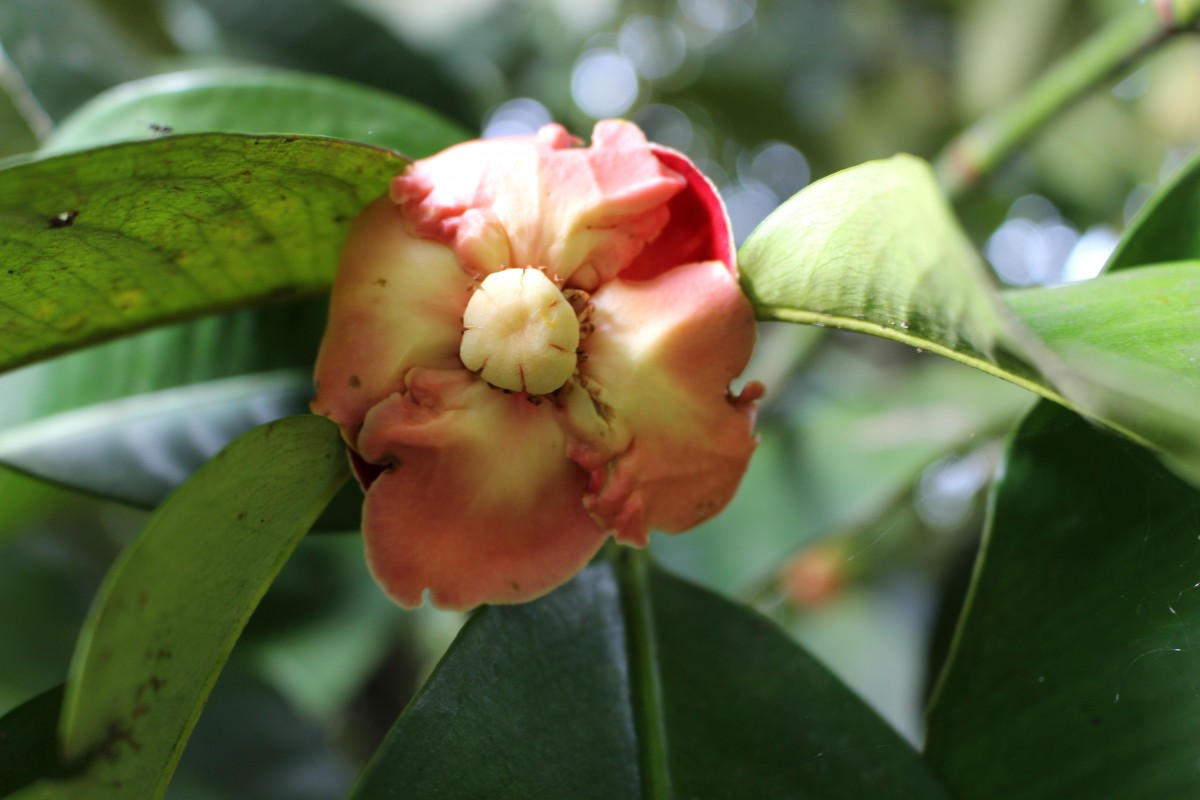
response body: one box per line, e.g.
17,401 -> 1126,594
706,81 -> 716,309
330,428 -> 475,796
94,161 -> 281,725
460,268 -> 580,395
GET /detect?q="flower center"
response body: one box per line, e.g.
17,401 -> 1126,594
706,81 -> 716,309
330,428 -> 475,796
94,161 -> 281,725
459,268 -> 580,394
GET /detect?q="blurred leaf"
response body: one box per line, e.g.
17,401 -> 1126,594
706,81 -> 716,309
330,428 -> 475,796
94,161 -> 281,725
188,0 -> 473,124
739,155 -> 1200,484
0,371 -> 309,507
956,0 -> 1070,115
925,402 -> 1200,799
0,0 -> 157,121
0,62 -> 41,158
45,68 -> 469,158
18,415 -> 347,800
0,518 -> 114,712
243,536 -> 396,722
169,660 -> 357,800
0,685 -> 68,797
0,133 -> 404,374
89,0 -> 174,55
0,299 -> 362,529
352,554 -> 951,799
1107,144 -> 1200,271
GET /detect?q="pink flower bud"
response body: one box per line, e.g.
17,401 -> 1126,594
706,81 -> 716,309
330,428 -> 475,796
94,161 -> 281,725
312,120 -> 762,610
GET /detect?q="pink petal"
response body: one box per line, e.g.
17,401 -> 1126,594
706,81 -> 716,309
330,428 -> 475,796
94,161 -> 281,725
390,120 -> 687,289
572,260 -> 761,545
622,145 -> 736,280
311,197 -> 471,442
355,368 -> 608,610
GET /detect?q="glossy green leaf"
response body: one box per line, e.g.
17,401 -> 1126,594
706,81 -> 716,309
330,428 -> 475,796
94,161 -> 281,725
0,299 -> 361,528
44,68 -> 470,159
0,133 -> 405,374
0,371 -> 308,506
1106,145 -> 1200,271
0,300 -> 325,490
0,685 -> 68,797
925,402 -> 1200,798
352,553 -> 950,799
1005,264 -> 1200,482
20,415 -> 347,799
739,155 -> 1200,483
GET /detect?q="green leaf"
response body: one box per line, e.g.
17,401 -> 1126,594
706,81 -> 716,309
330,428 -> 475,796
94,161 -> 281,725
0,370 -> 308,504
21,415 -> 347,800
0,133 -> 405,374
924,402 -> 1200,798
740,155 -> 1035,392
352,553 -> 950,799
739,155 -> 1200,483
1106,145 -> 1200,271
0,293 -> 363,524
0,685 -> 69,797
0,304 -> 362,528
1005,264 -> 1200,482
44,68 -> 470,159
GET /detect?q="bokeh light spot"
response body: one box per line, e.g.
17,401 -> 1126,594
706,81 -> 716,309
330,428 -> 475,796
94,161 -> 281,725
571,49 -> 639,118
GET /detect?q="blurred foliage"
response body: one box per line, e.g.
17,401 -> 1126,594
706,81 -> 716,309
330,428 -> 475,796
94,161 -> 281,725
1,0 -> 1198,796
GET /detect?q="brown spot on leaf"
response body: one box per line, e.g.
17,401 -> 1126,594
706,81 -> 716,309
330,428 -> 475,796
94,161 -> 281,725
99,722 -> 140,762
48,210 -> 79,229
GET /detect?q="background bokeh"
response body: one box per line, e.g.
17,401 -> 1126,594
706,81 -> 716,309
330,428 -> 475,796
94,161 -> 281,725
2,0 -> 1198,796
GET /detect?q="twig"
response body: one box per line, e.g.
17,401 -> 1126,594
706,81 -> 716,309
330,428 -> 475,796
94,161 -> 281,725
935,0 -> 1200,200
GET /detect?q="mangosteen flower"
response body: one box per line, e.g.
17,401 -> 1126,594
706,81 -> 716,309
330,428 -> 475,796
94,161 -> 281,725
312,120 -> 762,610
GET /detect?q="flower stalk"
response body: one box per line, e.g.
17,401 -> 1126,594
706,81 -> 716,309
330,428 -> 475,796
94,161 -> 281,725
935,0 -> 1200,200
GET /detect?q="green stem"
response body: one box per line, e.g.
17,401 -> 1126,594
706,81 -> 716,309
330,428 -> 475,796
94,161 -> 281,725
936,0 -> 1200,200
613,546 -> 672,800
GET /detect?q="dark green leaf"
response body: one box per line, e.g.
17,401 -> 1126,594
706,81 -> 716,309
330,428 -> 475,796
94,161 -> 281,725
352,554 -> 950,799
20,415 -> 347,799
1106,145 -> 1200,271
45,68 -> 470,159
925,402 -> 1200,798
0,133 -> 405,374
0,685 -> 69,797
